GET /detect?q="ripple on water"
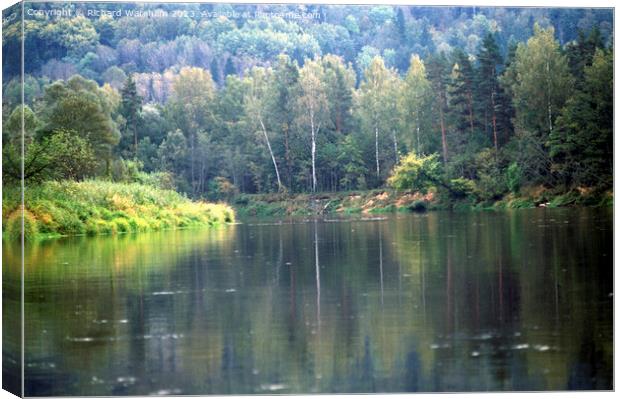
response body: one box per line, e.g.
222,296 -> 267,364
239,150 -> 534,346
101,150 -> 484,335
260,383 -> 287,392
66,336 -> 95,342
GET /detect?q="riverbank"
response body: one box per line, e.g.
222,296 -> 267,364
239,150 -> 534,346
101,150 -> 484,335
2,180 -> 235,240
232,186 -> 613,217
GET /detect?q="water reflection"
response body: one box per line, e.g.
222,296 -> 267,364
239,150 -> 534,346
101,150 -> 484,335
2,208 -> 613,395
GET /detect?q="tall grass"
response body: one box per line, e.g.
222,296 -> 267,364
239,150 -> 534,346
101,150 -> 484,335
2,180 -> 235,240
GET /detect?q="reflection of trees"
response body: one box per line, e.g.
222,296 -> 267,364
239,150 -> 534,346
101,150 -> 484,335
16,209 -> 613,394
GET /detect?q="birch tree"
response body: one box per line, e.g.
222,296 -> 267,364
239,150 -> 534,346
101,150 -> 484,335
244,67 -> 284,191
297,59 -> 329,193
505,24 -> 573,139
399,54 -> 432,155
169,67 -> 216,194
355,56 -> 399,183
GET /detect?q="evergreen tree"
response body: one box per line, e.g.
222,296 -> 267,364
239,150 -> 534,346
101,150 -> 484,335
503,24 -> 573,186
449,49 -> 476,136
549,49 -> 612,188
224,57 -> 236,77
426,53 -> 451,163
476,33 -> 503,151
565,27 -> 604,84
119,75 -> 143,159
396,8 -> 407,39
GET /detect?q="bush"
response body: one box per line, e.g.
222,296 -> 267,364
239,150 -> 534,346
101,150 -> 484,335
449,178 -> 477,199
6,210 -> 39,240
112,218 -> 130,233
388,152 -> 442,193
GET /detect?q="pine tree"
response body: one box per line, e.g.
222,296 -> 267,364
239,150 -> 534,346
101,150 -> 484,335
224,57 -> 236,77
476,33 -> 503,151
426,53 -> 451,163
550,49 -> 612,188
565,27 -> 604,84
120,75 -> 143,159
396,8 -> 407,39
449,49 -> 476,136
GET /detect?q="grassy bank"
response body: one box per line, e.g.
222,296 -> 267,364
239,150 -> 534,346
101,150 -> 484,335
2,180 -> 235,240
232,186 -> 613,217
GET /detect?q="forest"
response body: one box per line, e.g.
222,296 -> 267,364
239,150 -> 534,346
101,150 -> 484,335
2,3 -> 614,215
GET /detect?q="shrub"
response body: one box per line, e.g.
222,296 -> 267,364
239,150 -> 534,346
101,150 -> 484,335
112,218 -> 130,233
6,210 -> 39,240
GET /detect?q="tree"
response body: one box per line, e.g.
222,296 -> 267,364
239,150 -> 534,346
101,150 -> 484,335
503,25 -> 573,185
476,33 -> 504,151
244,67 -> 284,191
296,59 -> 329,193
169,67 -> 216,194
504,25 -> 573,139
387,152 -> 442,193
157,129 -> 189,191
119,75 -> 143,158
565,27 -> 604,83
4,128 -> 96,183
549,49 -> 612,188
426,53 -> 451,163
3,106 -> 41,182
395,8 -> 407,40
355,56 -> 399,184
320,55 -> 355,135
449,49 -> 476,136
337,135 -> 367,190
272,55 -> 300,189
37,75 -> 120,173
399,54 -> 433,155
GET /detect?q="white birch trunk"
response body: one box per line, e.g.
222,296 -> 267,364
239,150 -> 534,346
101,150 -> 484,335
375,125 -> 380,179
392,129 -> 398,163
546,58 -> 553,135
259,117 -> 283,191
310,109 -> 317,193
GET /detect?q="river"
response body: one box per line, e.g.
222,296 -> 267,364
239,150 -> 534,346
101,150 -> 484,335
2,208 -> 613,395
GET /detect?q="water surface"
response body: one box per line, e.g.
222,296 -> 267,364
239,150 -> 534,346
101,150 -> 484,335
3,208 -> 613,395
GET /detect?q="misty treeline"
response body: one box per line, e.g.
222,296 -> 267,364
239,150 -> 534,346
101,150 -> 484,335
2,4 -> 613,201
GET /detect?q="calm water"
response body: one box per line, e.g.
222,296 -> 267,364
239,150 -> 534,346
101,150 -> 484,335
3,208 -> 613,395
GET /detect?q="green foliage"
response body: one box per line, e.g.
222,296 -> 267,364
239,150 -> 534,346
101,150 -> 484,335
6,211 -> 39,241
448,178 -> 477,199
208,177 -> 239,202
548,191 -> 580,208
118,75 -> 143,158
504,24 -> 573,139
388,152 -> 442,193
2,180 -> 235,240
2,6 -> 613,214
549,49 -> 612,189
473,149 -> 506,200
38,15 -> 100,58
506,162 -> 522,194
37,75 -> 120,167
4,127 -> 97,183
